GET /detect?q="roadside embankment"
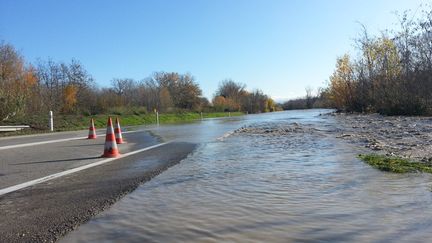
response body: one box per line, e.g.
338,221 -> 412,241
328,113 -> 432,173
0,111 -> 244,137
331,113 -> 432,162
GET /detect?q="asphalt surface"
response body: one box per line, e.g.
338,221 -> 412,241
0,129 -> 197,242
0,129 -> 159,188
0,130 -> 89,147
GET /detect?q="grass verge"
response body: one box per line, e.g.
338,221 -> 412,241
0,112 -> 244,137
358,154 -> 432,173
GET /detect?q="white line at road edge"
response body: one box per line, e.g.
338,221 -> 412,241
0,130 -> 141,151
0,136 -> 87,151
0,142 -> 170,197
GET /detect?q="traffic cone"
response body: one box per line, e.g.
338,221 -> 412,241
87,118 -> 97,139
114,117 -> 125,144
102,117 -> 120,158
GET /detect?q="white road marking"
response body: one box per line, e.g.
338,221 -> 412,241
0,136 -> 86,151
0,142 -> 170,196
0,130 -> 141,150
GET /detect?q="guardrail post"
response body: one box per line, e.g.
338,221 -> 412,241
49,111 -> 54,132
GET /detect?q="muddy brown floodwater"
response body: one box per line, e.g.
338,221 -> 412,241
63,110 -> 432,242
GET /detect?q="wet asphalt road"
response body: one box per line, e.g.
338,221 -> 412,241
0,128 -> 158,188
0,129 -> 196,242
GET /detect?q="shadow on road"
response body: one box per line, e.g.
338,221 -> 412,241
12,156 -> 101,165
64,143 -> 105,147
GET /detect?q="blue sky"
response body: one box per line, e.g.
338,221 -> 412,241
0,0 -> 429,101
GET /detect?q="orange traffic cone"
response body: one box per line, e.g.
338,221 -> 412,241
114,117 -> 125,144
102,117 -> 120,158
88,118 -> 97,139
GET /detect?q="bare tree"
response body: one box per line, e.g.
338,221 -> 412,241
305,86 -> 313,109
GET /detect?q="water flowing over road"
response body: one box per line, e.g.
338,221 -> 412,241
64,110 -> 432,242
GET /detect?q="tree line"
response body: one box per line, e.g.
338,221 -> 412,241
212,79 -> 278,113
281,87 -> 330,110
0,41 -> 276,121
325,6 -> 432,115
281,6 -> 432,115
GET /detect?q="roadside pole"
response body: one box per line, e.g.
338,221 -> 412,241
156,111 -> 159,126
200,112 -> 203,121
49,111 -> 54,132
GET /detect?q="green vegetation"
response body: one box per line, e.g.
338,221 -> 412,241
0,40 -> 276,139
0,42 -> 263,136
0,111 -> 244,136
358,154 -> 432,174
0,42 -> 276,125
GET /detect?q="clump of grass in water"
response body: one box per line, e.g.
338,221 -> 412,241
358,154 -> 432,173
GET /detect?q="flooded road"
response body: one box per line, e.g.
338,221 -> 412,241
64,110 -> 432,242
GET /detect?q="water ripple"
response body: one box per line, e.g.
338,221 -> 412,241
64,110 -> 432,242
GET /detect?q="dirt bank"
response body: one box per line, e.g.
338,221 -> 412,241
331,113 -> 432,162
232,112 -> 432,162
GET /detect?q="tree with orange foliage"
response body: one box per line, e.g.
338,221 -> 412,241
0,42 -> 37,120
212,96 -> 227,111
329,54 -> 355,111
62,84 -> 78,113
159,86 -> 173,112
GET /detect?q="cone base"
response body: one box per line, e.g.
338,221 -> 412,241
88,135 -> 97,139
102,150 -> 120,158
116,138 -> 125,144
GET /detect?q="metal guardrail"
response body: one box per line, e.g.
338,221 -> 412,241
0,125 -> 30,132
